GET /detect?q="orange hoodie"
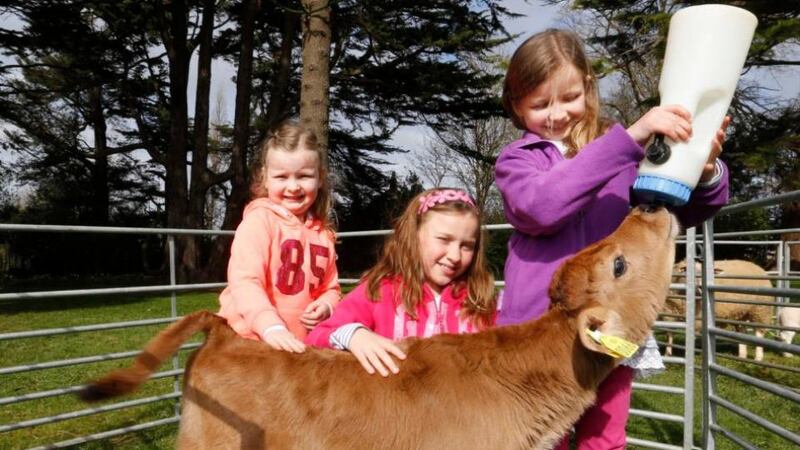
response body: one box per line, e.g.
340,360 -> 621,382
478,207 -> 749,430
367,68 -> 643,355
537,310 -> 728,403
217,198 -> 340,340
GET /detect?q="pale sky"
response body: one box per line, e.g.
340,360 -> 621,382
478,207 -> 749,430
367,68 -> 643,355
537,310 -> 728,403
179,1 -> 564,178
382,0 -> 564,175
0,2 -> 562,176
383,1 -> 799,177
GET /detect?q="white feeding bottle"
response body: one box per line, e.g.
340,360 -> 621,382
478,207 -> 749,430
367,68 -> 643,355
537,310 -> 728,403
633,4 -> 757,206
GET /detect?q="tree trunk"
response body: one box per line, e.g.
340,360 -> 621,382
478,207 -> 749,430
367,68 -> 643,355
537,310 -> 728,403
160,0 -> 192,280
202,0 -> 260,280
184,0 -> 216,279
227,0 -> 259,218
161,0 -> 190,228
299,0 -> 331,154
88,85 -> 109,226
261,9 -> 298,136
87,85 -> 109,275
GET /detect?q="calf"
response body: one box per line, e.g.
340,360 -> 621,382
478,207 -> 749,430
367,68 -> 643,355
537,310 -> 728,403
80,206 -> 678,450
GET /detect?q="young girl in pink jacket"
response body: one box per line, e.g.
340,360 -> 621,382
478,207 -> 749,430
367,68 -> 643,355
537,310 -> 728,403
217,122 -> 340,353
306,188 -> 496,376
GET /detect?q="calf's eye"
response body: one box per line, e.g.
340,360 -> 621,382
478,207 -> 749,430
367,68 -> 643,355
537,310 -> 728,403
613,256 -> 627,278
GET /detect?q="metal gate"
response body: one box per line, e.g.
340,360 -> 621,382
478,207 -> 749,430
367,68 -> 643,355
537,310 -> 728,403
1,193 -> 799,449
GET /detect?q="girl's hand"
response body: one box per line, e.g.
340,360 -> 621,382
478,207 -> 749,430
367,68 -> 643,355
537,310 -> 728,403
301,300 -> 332,330
262,329 -> 306,353
627,105 -> 692,147
700,116 -> 731,182
348,328 -> 407,377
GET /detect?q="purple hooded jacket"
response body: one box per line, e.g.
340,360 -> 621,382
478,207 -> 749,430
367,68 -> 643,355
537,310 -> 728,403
494,123 -> 729,326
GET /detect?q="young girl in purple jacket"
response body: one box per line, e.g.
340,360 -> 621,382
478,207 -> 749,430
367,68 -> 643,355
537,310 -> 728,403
496,29 -> 730,449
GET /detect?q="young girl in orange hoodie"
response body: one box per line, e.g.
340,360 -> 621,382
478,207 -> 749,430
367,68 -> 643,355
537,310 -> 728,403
217,122 -> 340,353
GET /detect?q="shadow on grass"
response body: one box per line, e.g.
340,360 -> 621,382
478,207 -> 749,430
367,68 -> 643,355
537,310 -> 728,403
631,394 -> 686,446
81,415 -> 179,450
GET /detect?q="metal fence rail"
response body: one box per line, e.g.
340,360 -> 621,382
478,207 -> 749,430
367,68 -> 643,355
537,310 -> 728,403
30,417 -> 181,450
1,190 -> 800,449
0,369 -> 184,406
0,343 -> 201,376
698,190 -> 800,450
0,283 -> 225,301
0,228 -> 207,449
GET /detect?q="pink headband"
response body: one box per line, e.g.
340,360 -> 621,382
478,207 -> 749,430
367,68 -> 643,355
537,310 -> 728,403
417,189 -> 476,215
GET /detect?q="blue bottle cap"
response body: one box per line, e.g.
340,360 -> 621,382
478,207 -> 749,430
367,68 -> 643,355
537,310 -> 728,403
633,175 -> 692,206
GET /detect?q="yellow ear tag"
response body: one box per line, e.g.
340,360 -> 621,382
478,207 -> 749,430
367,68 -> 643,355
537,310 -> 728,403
586,329 -> 639,359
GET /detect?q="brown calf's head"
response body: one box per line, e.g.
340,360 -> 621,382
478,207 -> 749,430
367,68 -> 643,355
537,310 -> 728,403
549,205 -> 679,355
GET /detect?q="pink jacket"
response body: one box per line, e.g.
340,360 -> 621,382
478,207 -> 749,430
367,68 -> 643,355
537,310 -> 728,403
305,277 -> 487,348
218,198 -> 340,341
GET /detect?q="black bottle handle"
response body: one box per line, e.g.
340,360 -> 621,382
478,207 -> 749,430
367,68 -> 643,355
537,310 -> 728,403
645,134 -> 671,165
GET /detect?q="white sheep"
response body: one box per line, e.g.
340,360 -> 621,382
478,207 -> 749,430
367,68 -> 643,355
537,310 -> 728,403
777,306 -> 800,357
663,259 -> 773,361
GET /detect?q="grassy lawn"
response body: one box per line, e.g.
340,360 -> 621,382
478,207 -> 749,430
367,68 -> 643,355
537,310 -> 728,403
628,330 -> 800,449
0,291 -> 220,449
1,292 -> 798,449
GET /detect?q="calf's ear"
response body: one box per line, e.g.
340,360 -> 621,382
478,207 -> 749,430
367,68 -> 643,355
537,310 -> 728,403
576,305 -> 623,355
548,265 -> 590,311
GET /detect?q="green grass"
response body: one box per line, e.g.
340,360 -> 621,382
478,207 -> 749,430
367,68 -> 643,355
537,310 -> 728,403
627,330 -> 800,449
1,293 -> 798,449
0,291 -> 220,449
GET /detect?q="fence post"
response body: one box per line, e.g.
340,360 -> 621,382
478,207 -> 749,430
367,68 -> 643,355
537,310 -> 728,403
684,226 -> 697,449
168,235 -> 180,418
782,241 -> 791,306
701,218 -> 717,450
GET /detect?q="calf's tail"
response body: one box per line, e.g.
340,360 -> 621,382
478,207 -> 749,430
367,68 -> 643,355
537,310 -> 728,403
79,311 -> 223,402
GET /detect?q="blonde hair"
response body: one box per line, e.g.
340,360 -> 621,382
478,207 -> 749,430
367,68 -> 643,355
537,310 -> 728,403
362,188 -> 496,329
502,29 -> 609,156
250,121 -> 332,229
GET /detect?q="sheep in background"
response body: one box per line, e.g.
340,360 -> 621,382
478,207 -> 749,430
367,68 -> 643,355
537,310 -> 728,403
663,259 -> 773,361
777,307 -> 800,357
660,293 -> 687,357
